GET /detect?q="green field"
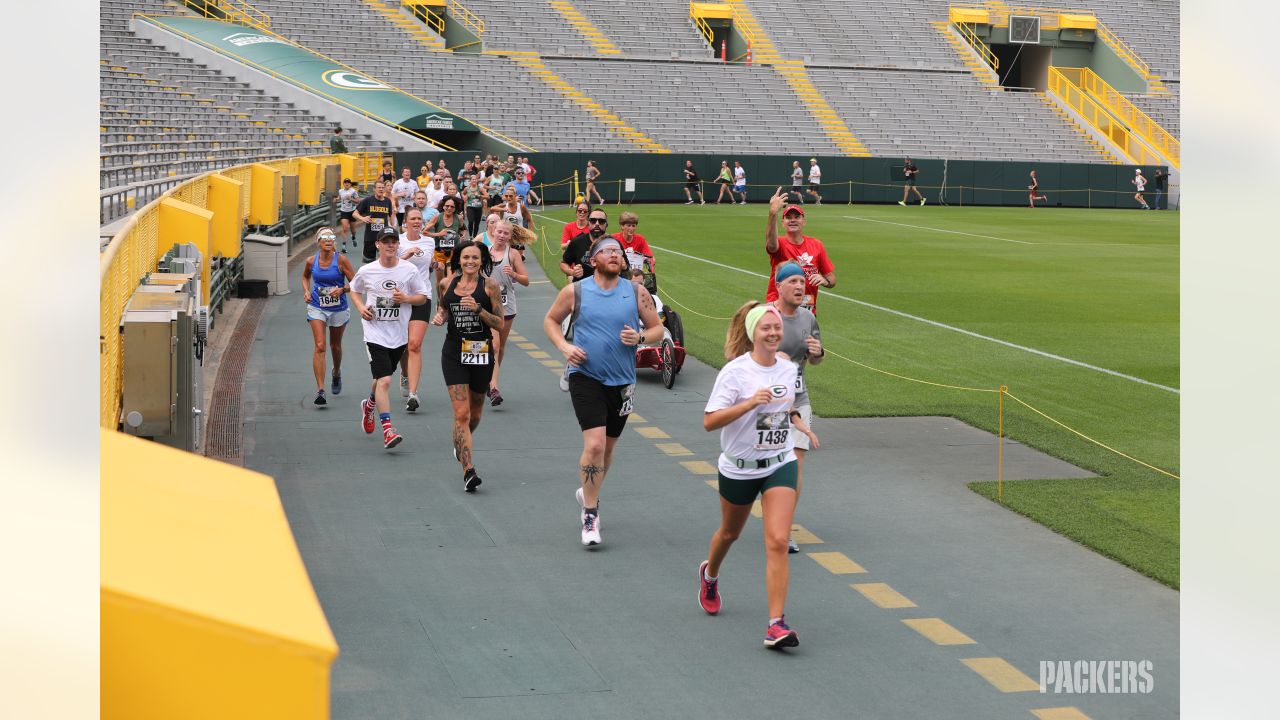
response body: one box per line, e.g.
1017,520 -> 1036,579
530,203 -> 1180,588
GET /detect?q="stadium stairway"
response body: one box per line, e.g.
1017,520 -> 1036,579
546,0 -> 621,55
932,21 -> 1000,89
1038,94 -> 1122,164
360,0 -> 447,51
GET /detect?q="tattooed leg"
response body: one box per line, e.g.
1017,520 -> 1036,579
448,385 -> 473,471
579,427 -> 607,508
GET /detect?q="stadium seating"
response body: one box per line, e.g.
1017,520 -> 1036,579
1129,86 -> 1180,139
571,0 -> 714,59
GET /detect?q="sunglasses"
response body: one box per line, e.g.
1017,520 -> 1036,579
576,209 -> 588,214
588,218 -> 608,225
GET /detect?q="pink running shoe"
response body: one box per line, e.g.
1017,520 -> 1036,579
763,616 -> 799,649
360,398 -> 375,434
698,560 -> 721,615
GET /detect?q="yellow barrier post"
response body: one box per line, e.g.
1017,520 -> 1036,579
249,163 -> 282,225
998,385 -> 1007,502
297,157 -> 323,205
617,178 -> 622,205
158,197 -> 214,306
573,170 -> 580,204
208,174 -> 245,261
339,153 -> 356,184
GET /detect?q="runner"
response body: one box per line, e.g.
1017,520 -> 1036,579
899,158 -> 925,206
733,161 -> 748,204
561,201 -> 591,247
714,161 -> 735,204
300,227 -> 355,406
487,186 -> 532,230
395,207 -> 435,412
1132,169 -> 1150,209
485,220 -> 529,407
463,174 -> 486,238
353,180 -> 393,262
612,211 -> 654,273
769,262 -> 825,553
1028,170 -> 1049,208
789,161 -> 805,205
348,227 -> 430,450
432,240 -> 505,492
427,194 -> 468,303
336,178 -> 360,253
425,174 -> 448,210
696,300 -> 818,649
585,159 -> 605,205
378,160 -> 394,185
476,212 -> 500,248
807,158 -> 823,205
391,167 -> 418,227
485,169 -> 507,208
683,160 -> 705,205
543,235 -> 664,547
764,188 -> 837,315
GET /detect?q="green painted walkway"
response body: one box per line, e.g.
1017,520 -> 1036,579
240,244 -> 1177,719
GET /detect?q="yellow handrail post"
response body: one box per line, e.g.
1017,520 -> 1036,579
998,385 -> 1007,502
847,180 -> 852,205
573,170 -> 580,204
617,178 -> 622,205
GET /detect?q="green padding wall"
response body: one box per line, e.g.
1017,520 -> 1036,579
141,15 -> 478,134
392,152 -> 1166,209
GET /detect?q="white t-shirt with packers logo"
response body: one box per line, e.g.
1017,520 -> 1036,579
350,260 -> 428,349
398,233 -> 436,300
705,352 -> 798,479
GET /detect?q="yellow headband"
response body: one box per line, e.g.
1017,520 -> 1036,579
745,304 -> 782,340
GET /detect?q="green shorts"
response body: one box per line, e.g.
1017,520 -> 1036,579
718,461 -> 799,506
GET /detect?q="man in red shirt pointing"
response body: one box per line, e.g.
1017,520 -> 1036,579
765,187 -> 836,314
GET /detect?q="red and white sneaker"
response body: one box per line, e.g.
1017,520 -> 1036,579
383,426 -> 403,450
698,560 -> 721,615
763,616 -> 799,649
360,399 -> 375,434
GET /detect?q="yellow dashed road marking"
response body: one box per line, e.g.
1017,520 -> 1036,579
852,583 -> 917,609
629,414 -> 646,423
750,499 -> 763,518
1031,708 -> 1091,720
509,335 -> 527,341
655,443 -> 694,456
528,350 -> 550,359
808,551 -> 866,574
680,460 -> 717,475
634,426 -> 670,439
790,524 -> 822,545
516,342 -> 539,350
705,479 -> 718,490
902,618 -> 976,645
961,657 -> 1041,693
541,359 -> 563,367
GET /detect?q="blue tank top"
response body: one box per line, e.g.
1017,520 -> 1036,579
570,277 -> 638,386
308,253 -> 348,312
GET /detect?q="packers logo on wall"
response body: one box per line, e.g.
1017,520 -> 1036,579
322,70 -> 390,91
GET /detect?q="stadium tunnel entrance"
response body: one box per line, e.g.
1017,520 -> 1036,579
992,43 -> 1052,90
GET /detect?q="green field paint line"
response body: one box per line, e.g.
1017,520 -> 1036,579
961,657 -> 1042,693
641,242 -> 1178,395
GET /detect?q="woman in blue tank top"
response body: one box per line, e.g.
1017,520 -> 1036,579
301,227 -> 356,406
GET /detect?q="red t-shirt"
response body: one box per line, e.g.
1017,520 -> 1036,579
766,235 -> 835,313
561,221 -> 588,247
612,231 -> 654,271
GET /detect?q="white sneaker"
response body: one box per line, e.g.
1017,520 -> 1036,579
685,199 -> 695,205
559,365 -> 571,392
920,198 -> 926,206
401,374 -> 409,397
581,510 -> 601,547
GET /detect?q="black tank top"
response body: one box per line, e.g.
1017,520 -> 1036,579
442,274 -> 494,354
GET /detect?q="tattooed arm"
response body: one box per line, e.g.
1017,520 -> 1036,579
634,285 -> 664,345
478,279 -> 504,329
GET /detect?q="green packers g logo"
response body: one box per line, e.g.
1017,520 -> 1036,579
321,70 -> 389,91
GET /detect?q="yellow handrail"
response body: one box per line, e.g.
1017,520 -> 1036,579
404,1 -> 445,34
954,21 -> 999,71
1056,67 -> 1178,168
1047,67 -> 1162,166
186,0 -> 272,31
1095,23 -> 1150,78
973,3 -> 1152,77
693,13 -> 713,44
447,0 -> 485,37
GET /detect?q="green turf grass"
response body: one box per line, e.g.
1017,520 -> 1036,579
529,203 -> 1179,587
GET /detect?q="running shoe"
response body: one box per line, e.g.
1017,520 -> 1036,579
898,201 -> 906,206
383,427 -> 403,450
685,199 -> 695,205
700,200 -> 706,205
360,398 -> 375,434
815,198 -> 822,205
559,365 -> 571,392
787,537 -> 800,554
488,388 -> 504,407
581,511 -> 601,547
920,198 -> 927,206
406,393 -> 419,412
314,389 -> 327,406
698,560 -> 721,615
401,374 -> 409,397
464,469 -> 482,492
764,617 -> 799,649
331,373 -> 342,395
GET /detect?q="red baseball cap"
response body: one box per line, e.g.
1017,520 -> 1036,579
783,204 -> 805,217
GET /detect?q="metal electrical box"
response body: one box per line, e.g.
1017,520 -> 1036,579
281,175 -> 299,216
324,163 -> 340,194
119,287 -> 201,451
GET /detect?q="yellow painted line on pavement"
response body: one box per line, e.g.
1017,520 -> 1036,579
634,426 -> 670,439
790,524 -> 822,545
705,479 -> 718,490
655,443 -> 694,456
630,413 -> 646,423
902,618 -> 976,645
541,359 -> 563,367
516,342 -> 539,349
961,657 -> 1041,693
852,583 -> 917,609
750,499 -> 763,518
528,350 -> 551,359
680,460 -> 717,475
1031,708 -> 1091,720
509,335 -> 527,341
808,551 -> 865,574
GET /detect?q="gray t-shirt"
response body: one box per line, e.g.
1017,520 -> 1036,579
776,305 -> 821,406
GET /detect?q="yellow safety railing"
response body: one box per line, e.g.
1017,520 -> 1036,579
1047,67 -> 1162,166
974,3 -> 1153,78
693,13 -> 714,44
185,0 -> 271,31
1056,67 -> 1178,168
954,21 -> 999,71
404,1 -> 445,33
1095,22 -> 1150,78
448,0 -> 485,37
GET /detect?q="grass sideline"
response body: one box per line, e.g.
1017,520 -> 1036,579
529,202 -> 1180,588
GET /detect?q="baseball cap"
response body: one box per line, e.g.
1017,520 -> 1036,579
377,226 -> 400,241
782,204 -> 805,217
342,178 -> 352,184
1135,168 -> 1143,174
809,157 -> 817,162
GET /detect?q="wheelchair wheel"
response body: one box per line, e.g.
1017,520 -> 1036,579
666,308 -> 685,350
660,338 -> 676,388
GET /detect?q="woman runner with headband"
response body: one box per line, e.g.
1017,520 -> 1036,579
300,227 -> 355,406
697,301 -> 818,649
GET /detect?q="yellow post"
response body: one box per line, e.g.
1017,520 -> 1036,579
249,163 -> 282,226
847,180 -> 852,205
573,169 -> 580,204
208,174 -> 245,261
158,197 -> 214,306
297,157 -> 322,205
998,385 -> 1007,501
339,154 -> 356,184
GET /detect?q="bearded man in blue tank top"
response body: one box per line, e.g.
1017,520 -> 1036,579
544,231 -> 664,548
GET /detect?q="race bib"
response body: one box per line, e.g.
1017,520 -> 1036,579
794,372 -> 806,395
618,384 -> 635,417
372,220 -> 385,233
461,340 -> 490,365
317,289 -> 341,308
439,231 -> 456,249
754,411 -> 791,450
803,293 -> 816,308
373,296 -> 400,321
500,290 -> 508,306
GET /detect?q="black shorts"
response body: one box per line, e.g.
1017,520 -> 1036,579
716,177 -> 730,184
686,182 -> 699,191
809,182 -> 821,191
905,177 -> 917,186
339,210 -> 355,221
568,372 -> 634,438
410,298 -> 433,322
441,342 -> 494,394
367,342 -> 407,379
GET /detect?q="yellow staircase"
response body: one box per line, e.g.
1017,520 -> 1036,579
499,51 -> 669,152
932,20 -> 999,88
1038,93 -> 1121,164
724,0 -> 780,63
772,60 -> 870,157
546,0 -> 621,55
362,0 -> 447,51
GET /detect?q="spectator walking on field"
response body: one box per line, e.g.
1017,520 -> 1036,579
899,158 -> 925,206
714,161 -> 735,204
684,160 -> 705,205
1152,169 -> 1167,210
